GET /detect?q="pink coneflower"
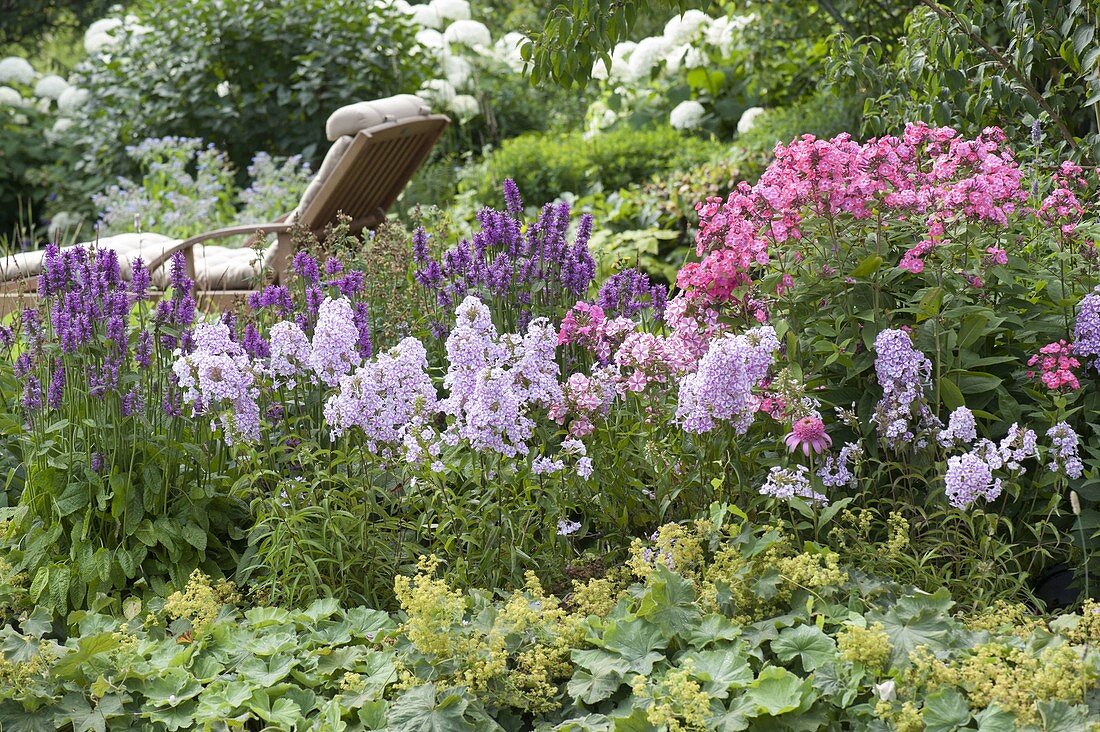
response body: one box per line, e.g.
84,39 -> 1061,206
785,416 -> 832,456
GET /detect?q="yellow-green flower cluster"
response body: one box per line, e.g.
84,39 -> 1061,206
1059,598 -> 1100,645
631,660 -> 711,732
963,600 -> 1046,636
163,569 -> 241,635
394,561 -> 583,713
901,642 -> 1096,723
837,622 -> 891,671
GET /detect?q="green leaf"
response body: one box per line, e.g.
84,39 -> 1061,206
771,625 -> 837,672
52,633 -> 121,681
916,286 -> 944,322
1036,700 -> 1090,731
922,689 -> 970,732
849,254 -> 884,278
939,378 -> 965,410
874,589 -> 955,663
974,705 -> 1016,731
679,649 -> 753,698
387,684 -> 474,732
593,617 -> 668,675
137,668 -> 204,707
568,668 -> 625,705
745,666 -> 811,716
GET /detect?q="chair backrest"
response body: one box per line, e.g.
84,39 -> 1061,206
291,95 -> 450,235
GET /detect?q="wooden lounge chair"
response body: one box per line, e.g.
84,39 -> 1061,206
0,94 -> 449,311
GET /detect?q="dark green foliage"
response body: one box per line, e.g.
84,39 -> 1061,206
60,0 -> 432,214
0,0 -> 111,46
463,124 -> 728,207
830,0 -> 1100,164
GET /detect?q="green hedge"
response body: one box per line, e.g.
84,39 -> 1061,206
463,125 -> 728,207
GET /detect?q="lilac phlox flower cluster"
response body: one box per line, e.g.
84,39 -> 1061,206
675,326 -> 779,434
872,329 -> 941,449
440,296 -> 561,458
323,337 -> 438,462
596,268 -> 668,320
532,456 -> 565,475
938,406 -> 977,447
556,519 -> 582,537
1046,422 -> 1084,479
171,322 -> 259,445
759,465 -> 828,505
818,442 -> 863,488
660,296 -> 725,373
998,423 -> 1037,473
944,449 -> 1003,509
308,297 -> 363,387
558,301 -> 636,363
267,321 -> 313,387
1073,287 -> 1100,371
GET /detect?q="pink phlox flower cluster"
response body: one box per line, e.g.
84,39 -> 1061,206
308,297 -> 363,387
872,329 -> 941,449
1073,288 -> 1100,371
1046,422 -> 1084,479
1027,340 -> 1080,391
683,123 -> 1035,300
675,325 -> 779,434
266,321 -> 312,387
322,337 -> 438,462
759,465 -> 828,505
984,246 -> 1008,267
550,366 -> 621,438
172,322 -> 259,445
558,301 -> 636,363
818,442 -> 863,488
441,296 -> 561,457
1039,161 -> 1091,236
938,406 -> 978,447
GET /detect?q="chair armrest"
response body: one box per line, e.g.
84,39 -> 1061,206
144,222 -> 294,275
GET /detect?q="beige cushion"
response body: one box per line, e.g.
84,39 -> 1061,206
289,134 -> 353,223
0,232 -> 179,280
325,94 -> 431,141
152,241 -> 278,290
1,232 -> 277,291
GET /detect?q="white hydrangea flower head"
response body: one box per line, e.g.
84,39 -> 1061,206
415,28 -> 445,52
705,14 -> 752,56
34,74 -> 69,100
215,81 -> 230,98
429,0 -> 471,21
627,36 -> 671,81
408,3 -> 442,28
419,78 -> 456,107
35,97 -> 50,113
443,19 -> 491,49
0,86 -> 24,107
669,100 -> 706,130
663,10 -> 710,45
450,93 -> 479,121
84,17 -> 124,54
57,86 -> 89,113
608,41 -> 636,82
664,43 -> 692,73
684,47 -> 706,69
585,100 -> 618,137
52,117 -> 74,134
442,52 -> 472,90
494,32 -> 528,73
0,57 -> 35,86
737,106 -> 766,134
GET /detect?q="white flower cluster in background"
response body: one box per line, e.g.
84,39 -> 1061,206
0,54 -> 87,136
586,10 -> 754,133
83,16 -> 152,55
394,0 -> 526,123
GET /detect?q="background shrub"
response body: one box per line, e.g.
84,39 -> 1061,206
463,124 -> 728,206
